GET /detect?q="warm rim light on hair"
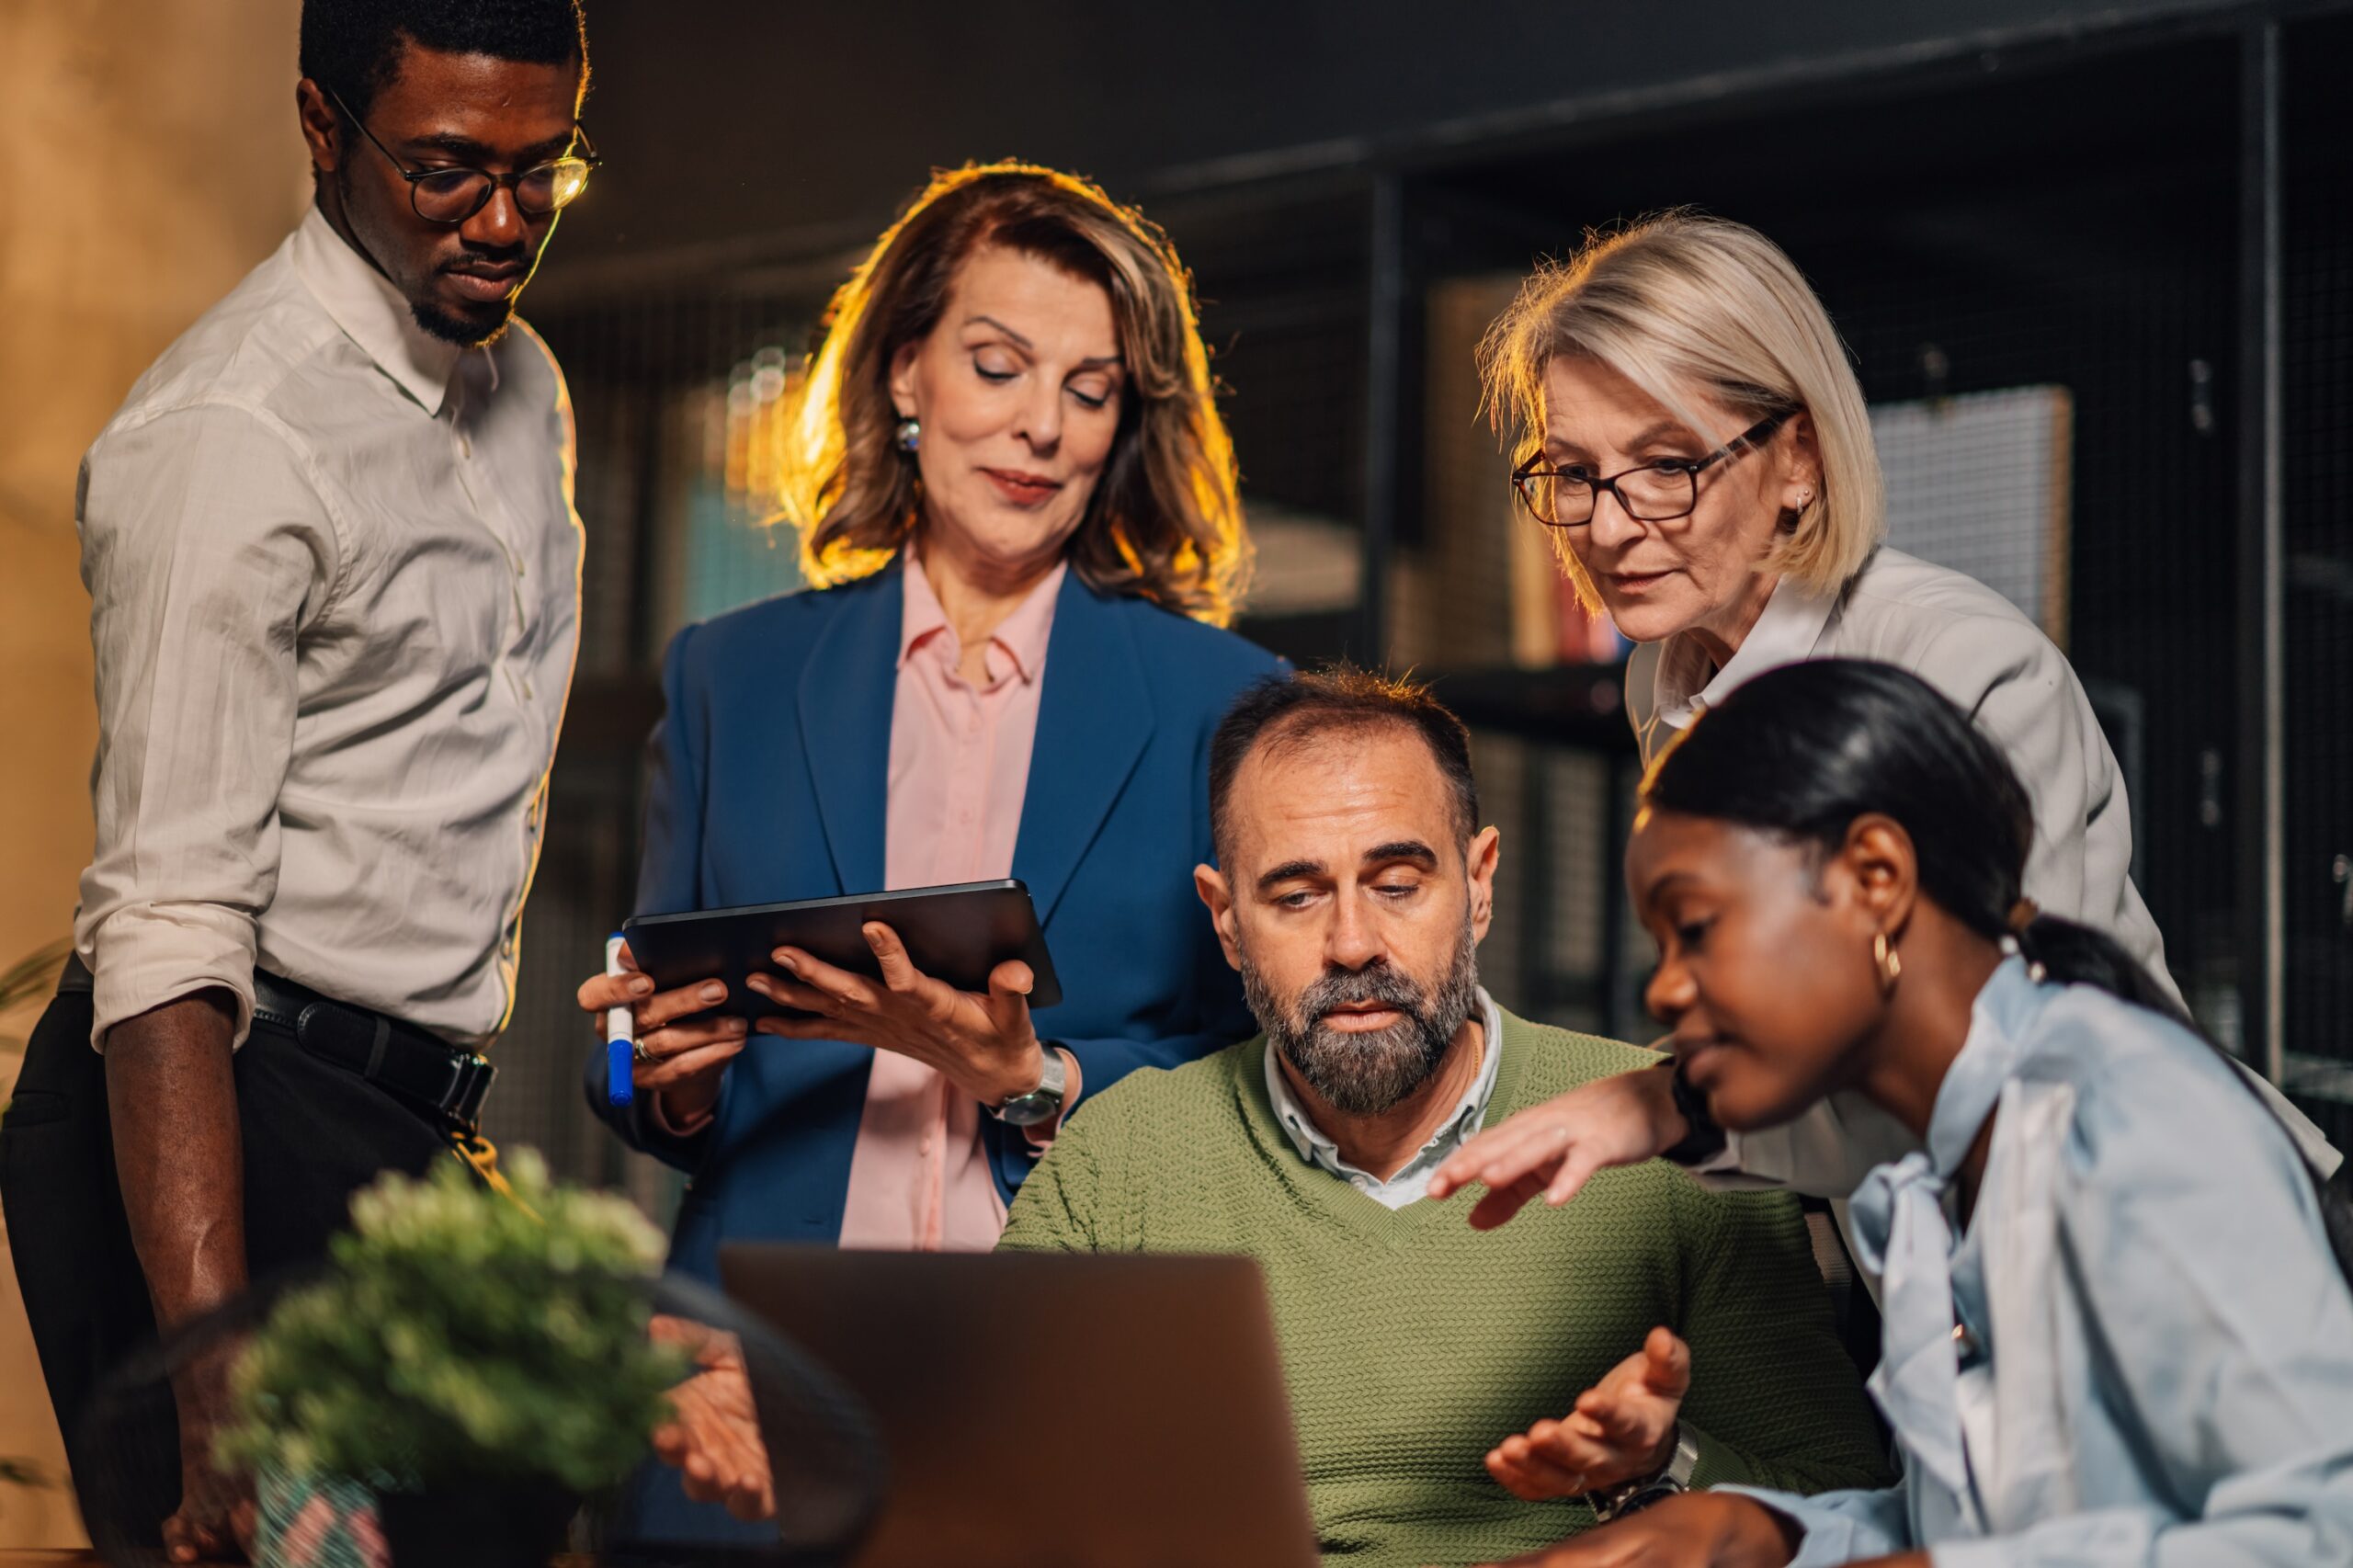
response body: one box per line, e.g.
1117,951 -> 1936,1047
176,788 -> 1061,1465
1477,210 -> 1886,613
772,160 -> 1253,625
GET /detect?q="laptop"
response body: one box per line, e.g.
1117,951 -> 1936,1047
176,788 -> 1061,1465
718,1244 -> 1321,1568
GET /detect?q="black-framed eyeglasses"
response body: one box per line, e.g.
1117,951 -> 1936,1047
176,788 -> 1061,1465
327,86 -> 601,226
1511,409 -> 1796,529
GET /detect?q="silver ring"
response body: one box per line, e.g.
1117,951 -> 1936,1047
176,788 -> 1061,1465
631,1039 -> 655,1065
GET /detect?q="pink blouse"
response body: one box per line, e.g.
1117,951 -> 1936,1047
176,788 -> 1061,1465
835,552 -> 1067,1251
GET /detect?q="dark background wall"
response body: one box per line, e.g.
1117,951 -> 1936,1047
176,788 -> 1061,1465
483,0 -> 2353,1188
549,0 -> 2244,283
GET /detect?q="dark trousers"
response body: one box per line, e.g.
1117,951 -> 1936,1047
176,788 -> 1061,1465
0,987 -> 453,1534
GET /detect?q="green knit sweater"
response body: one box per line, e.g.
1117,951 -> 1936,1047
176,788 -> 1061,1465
999,1009 -> 1891,1567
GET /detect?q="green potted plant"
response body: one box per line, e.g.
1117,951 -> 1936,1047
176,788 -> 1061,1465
216,1150 -> 689,1567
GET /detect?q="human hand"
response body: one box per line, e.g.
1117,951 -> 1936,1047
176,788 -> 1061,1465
575,939 -> 749,1123
748,923 -> 1046,1107
1486,1328 -> 1691,1501
168,1344 -> 256,1562
649,1315 -> 775,1523
1427,1064 -> 1688,1227
1468,1491 -> 1800,1567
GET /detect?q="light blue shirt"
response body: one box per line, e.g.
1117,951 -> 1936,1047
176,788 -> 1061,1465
1263,987 -> 1505,1209
1728,958 -> 2353,1565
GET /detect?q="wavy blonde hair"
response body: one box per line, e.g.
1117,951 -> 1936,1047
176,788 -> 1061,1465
776,162 -> 1250,625
1478,210 -> 1884,610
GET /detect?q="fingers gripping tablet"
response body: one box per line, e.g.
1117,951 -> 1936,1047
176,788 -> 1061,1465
621,880 -> 1063,1025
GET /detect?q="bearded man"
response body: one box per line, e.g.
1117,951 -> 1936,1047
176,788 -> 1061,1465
995,668 -> 1890,1568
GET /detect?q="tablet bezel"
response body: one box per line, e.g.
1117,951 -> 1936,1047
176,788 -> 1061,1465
621,879 -> 1063,1023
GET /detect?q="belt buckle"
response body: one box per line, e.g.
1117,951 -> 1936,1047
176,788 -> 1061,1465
456,1050 -> 498,1125
444,1052 -> 495,1128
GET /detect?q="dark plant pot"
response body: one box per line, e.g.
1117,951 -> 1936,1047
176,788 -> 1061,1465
378,1475 -> 579,1568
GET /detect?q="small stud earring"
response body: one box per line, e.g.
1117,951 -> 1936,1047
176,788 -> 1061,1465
894,417 -> 920,454
1872,931 -> 1902,993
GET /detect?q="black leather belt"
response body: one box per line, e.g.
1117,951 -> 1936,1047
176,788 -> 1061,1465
59,957 -> 495,1131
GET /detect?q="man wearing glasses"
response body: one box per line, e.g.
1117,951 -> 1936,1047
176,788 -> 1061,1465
0,0 -> 596,1555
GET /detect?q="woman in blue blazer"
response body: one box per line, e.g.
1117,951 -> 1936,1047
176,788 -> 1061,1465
578,164 -> 1279,1271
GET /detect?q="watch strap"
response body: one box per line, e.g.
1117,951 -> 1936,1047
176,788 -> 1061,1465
1586,1423 -> 1699,1523
1657,1058 -> 1729,1166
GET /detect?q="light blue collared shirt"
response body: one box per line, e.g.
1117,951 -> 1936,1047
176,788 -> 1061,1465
1263,986 -> 1505,1209
1728,957 -> 2353,1565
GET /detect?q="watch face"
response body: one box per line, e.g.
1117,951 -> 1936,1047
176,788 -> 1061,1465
995,1092 -> 1057,1127
995,1051 -> 1067,1126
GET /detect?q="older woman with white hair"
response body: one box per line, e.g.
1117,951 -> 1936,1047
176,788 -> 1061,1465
1430,210 -> 2333,1219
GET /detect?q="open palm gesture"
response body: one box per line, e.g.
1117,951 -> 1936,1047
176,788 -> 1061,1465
1486,1326 -> 1691,1501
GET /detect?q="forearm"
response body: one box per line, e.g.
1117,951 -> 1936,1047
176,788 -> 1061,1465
104,990 -> 248,1329
1699,1092 -> 1921,1197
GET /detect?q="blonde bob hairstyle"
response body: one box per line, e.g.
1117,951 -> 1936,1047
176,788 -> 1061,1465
776,161 -> 1251,626
1478,210 -> 1884,610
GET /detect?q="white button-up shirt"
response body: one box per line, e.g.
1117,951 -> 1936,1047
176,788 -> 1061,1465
1263,986 -> 1506,1209
74,207 -> 582,1051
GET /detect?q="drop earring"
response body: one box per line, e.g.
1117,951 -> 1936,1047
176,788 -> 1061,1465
1871,931 -> 1903,994
894,417 -> 921,454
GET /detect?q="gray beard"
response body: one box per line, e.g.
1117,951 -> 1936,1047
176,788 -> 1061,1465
1244,918 -> 1480,1117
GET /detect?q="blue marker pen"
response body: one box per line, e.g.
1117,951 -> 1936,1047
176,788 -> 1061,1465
605,931 -> 635,1108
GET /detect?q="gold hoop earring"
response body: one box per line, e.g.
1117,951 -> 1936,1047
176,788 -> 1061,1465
1872,931 -> 1902,994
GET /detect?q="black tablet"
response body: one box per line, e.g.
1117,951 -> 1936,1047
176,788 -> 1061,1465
620,879 -> 1062,1024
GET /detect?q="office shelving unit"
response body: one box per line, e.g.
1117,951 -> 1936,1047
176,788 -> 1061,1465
498,4 -> 2353,1188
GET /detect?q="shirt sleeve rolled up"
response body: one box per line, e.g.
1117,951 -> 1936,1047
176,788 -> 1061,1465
74,401 -> 342,1051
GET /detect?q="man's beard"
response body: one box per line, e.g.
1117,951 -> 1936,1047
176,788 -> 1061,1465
1243,918 -> 1481,1117
412,294 -> 516,347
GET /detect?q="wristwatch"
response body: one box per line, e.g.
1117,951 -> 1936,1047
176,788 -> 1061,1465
990,1047 -> 1069,1128
1586,1423 -> 1700,1523
1656,1058 -> 1729,1166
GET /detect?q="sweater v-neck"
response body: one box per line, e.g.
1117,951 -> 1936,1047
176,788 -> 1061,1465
1231,1010 -> 1539,1246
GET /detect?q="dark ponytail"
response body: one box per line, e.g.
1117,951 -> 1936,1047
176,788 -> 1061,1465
1640,657 -> 2187,1023
2009,913 -> 2189,1029
1647,658 -> 2352,1284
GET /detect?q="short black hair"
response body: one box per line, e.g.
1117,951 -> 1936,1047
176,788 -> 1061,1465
1209,665 -> 1480,868
301,0 -> 590,120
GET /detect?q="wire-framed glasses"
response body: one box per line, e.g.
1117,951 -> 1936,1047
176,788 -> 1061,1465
1511,409 -> 1796,528
327,86 -> 601,226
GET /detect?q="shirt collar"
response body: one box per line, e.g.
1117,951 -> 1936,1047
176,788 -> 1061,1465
895,544 -> 1067,686
1262,986 -> 1506,1195
1649,571 -> 1840,733
288,205 -> 465,415
1923,955 -> 2053,1178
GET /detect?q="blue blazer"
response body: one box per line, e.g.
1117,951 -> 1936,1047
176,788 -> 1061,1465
585,562 -> 1283,1282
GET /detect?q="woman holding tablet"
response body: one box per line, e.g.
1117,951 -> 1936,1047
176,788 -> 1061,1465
576,166 -> 1276,1267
